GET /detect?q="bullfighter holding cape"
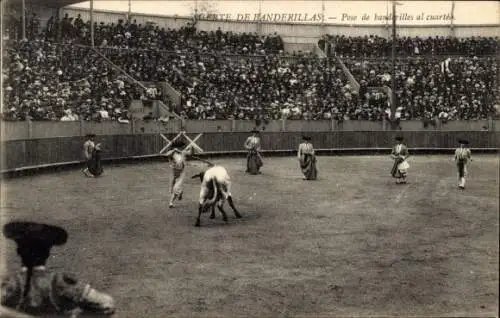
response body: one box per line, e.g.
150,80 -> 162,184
455,139 -> 472,189
164,140 -> 194,208
88,142 -> 103,177
390,136 -> 410,184
0,221 -> 115,316
82,133 -> 103,177
244,129 -> 263,175
297,135 -> 317,180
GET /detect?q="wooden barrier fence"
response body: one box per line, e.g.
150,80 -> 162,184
1,120 -> 499,141
1,131 -> 498,173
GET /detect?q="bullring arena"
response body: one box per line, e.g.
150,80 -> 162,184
1,124 -> 499,317
1,0 -> 500,317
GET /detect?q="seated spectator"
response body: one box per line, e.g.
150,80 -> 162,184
438,108 -> 449,124
60,109 -> 79,121
117,110 -> 131,123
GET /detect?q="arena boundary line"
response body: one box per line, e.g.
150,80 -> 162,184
1,148 -> 497,178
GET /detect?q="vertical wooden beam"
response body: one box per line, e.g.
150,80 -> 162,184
56,7 -> 62,42
390,1 -> 397,123
258,0 -> 262,35
21,0 -> 26,40
321,0 -> 326,35
0,0 -> 3,115
90,0 -> 94,47
450,1 -> 456,37
128,0 -> 132,23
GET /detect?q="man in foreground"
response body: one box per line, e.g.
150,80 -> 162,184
1,221 -> 115,316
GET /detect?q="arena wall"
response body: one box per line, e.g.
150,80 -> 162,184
1,120 -> 498,141
2,120 -> 498,173
1,130 -> 498,173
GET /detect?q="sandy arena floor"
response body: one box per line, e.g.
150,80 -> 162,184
1,155 -> 498,318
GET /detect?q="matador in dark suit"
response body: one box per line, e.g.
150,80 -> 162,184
1,221 -> 115,317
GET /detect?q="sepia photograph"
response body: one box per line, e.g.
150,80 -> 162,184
0,0 -> 498,317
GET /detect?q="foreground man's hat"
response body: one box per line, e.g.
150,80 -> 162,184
3,221 -> 68,266
4,221 -> 68,246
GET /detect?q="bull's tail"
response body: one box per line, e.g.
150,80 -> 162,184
197,178 -> 217,226
211,178 -> 219,203
202,178 -> 219,210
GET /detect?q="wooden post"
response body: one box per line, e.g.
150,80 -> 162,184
128,0 -> 132,23
257,0 -> 262,35
90,0 -> 95,47
0,0 -> 3,115
450,1 -> 455,37
56,8 -> 62,42
390,1 -> 397,124
321,0 -> 326,42
21,0 -> 26,40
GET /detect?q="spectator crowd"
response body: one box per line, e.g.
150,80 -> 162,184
319,34 -> 498,57
344,55 -> 498,121
2,41 -> 147,122
2,11 -> 499,122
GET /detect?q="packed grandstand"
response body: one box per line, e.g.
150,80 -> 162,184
2,11 -> 499,123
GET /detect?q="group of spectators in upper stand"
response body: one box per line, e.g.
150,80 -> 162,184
319,34 -> 498,57
58,14 -> 284,55
2,13 -> 286,121
2,40 -> 148,122
2,11 -> 499,122
101,47 -> 360,121
318,33 -> 499,121
344,55 -> 498,121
